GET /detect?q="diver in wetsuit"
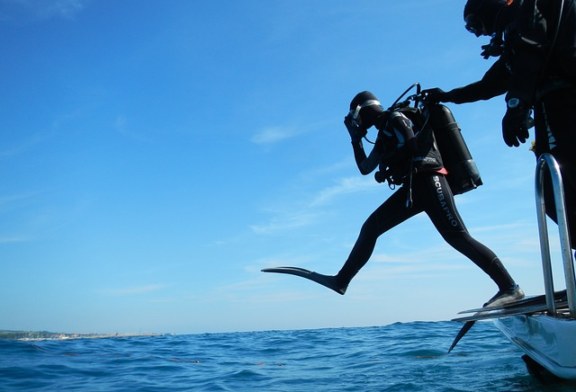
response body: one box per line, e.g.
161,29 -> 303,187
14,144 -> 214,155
312,91 -> 523,307
425,0 -> 576,249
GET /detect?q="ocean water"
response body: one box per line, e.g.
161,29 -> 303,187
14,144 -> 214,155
1,321 -> 575,392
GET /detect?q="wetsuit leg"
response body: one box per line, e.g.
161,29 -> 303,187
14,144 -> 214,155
335,186 -> 422,287
413,174 -> 516,291
537,90 -> 576,249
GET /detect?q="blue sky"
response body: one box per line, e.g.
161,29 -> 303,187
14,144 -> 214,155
0,0 -> 564,334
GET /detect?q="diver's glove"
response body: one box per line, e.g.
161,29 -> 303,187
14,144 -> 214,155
344,115 -> 367,143
421,88 -> 453,103
480,35 -> 504,59
502,97 -> 531,147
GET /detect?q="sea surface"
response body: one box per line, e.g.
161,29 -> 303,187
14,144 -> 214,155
1,321 -> 575,392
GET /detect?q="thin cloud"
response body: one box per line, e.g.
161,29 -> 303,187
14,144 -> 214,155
0,192 -> 40,209
250,211 -> 319,235
251,126 -> 300,145
251,120 -> 332,146
1,0 -> 89,22
251,174 -> 377,235
43,0 -> 87,18
309,176 -> 376,207
100,284 -> 167,297
113,115 -> 153,143
0,133 -> 50,159
0,236 -> 30,244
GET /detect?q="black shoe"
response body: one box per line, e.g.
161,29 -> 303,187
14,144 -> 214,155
483,285 -> 525,308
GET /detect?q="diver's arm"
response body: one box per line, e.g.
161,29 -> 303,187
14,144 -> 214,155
425,59 -> 509,104
344,115 -> 379,175
446,59 -> 509,103
353,140 -> 380,175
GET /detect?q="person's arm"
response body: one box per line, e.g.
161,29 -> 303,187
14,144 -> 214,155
424,59 -> 509,104
353,140 -> 380,175
445,59 -> 510,103
359,112 -> 415,175
344,115 -> 381,175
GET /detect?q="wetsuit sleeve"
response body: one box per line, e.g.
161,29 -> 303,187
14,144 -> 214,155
351,140 -> 380,175
445,59 -> 509,103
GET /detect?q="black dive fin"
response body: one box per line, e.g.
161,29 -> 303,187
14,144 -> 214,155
452,300 -> 569,322
448,320 -> 475,353
261,266 -> 346,295
457,289 -> 567,314
449,293 -> 569,353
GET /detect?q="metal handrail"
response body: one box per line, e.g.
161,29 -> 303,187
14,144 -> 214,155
535,153 -> 576,317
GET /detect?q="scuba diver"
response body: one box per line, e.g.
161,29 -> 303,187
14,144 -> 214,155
424,0 -> 576,249
264,90 -> 524,308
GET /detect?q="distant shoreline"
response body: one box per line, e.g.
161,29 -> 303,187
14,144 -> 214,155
0,330 -> 159,341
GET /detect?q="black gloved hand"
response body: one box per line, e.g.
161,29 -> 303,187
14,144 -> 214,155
422,88 -> 451,103
344,115 -> 367,143
480,35 -> 504,59
502,98 -> 531,147
374,170 -> 387,183
481,42 -> 504,59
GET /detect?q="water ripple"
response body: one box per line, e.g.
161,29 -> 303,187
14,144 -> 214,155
1,322 -> 576,391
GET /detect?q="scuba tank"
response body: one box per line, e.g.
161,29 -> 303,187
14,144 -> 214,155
427,104 -> 483,195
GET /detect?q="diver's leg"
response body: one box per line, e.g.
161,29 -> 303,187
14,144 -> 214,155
334,187 -> 420,292
419,174 -> 522,305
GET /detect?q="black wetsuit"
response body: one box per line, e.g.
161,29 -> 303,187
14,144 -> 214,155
335,108 -> 516,292
441,0 -> 576,248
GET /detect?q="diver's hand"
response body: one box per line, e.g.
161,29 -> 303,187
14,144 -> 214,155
344,115 -> 367,143
502,98 -> 530,147
422,88 -> 451,103
480,35 -> 504,59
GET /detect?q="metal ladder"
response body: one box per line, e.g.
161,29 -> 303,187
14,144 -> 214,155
535,153 -> 576,317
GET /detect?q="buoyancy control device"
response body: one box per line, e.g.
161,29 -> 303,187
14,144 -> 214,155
426,103 -> 483,195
